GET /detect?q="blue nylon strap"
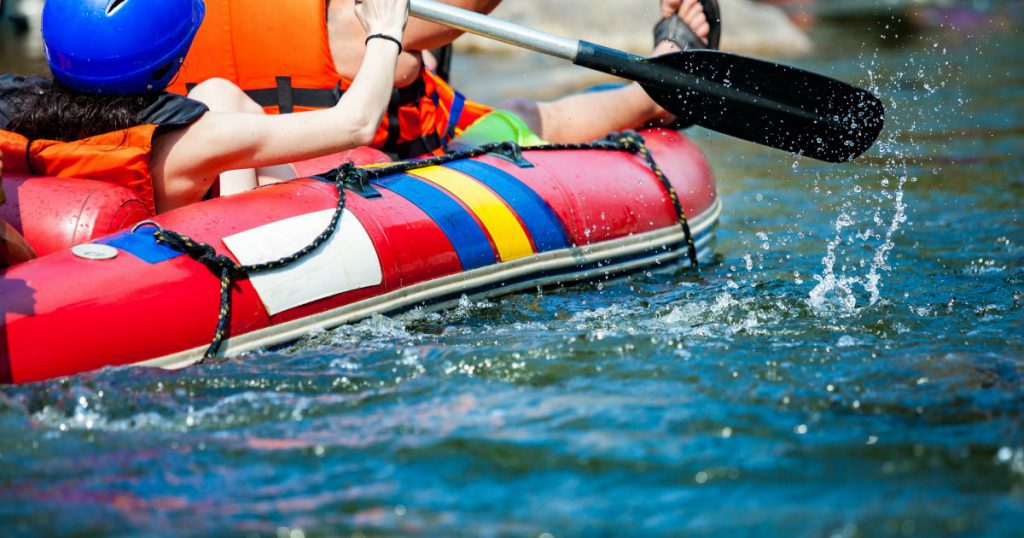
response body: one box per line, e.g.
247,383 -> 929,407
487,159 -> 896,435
444,160 -> 571,252
376,174 -> 496,270
96,228 -> 185,264
445,90 -> 467,140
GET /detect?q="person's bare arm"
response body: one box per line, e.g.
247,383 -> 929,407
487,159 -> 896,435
152,0 -> 408,212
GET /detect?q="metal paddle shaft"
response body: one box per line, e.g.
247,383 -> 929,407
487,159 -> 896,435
409,0 -> 885,162
410,0 -> 580,60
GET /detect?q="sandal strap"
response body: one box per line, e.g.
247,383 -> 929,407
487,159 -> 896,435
653,0 -> 721,51
703,0 -> 722,50
654,15 -> 705,50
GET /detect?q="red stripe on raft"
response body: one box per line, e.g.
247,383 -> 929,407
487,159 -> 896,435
480,130 -> 715,247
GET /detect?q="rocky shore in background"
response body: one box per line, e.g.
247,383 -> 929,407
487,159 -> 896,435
2,0 -> 812,71
454,0 -> 813,57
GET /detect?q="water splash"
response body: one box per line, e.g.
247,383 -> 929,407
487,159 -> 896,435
807,207 -> 861,314
806,48 -> 941,317
806,168 -> 908,316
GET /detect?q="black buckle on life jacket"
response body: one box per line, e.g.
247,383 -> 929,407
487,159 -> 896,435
235,78 -> 342,113
488,141 -> 534,168
275,77 -> 294,114
387,132 -> 446,161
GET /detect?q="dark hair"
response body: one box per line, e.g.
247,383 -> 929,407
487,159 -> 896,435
6,78 -> 161,142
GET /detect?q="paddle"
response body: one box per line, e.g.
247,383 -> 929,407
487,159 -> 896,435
409,0 -> 885,163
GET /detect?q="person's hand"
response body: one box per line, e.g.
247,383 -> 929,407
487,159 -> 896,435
354,0 -> 409,40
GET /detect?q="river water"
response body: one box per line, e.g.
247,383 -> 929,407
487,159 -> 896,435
1,13 -> 1023,538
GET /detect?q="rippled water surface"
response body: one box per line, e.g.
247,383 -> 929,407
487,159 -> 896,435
2,17 -> 1023,537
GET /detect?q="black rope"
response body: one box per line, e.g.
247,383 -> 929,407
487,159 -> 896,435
153,180 -> 347,360
612,133 -> 702,270
154,131 -> 698,362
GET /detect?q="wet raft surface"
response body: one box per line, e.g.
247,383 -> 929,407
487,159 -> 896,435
1,23 -> 1022,536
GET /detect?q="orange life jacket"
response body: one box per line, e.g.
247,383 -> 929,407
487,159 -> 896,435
165,0 -> 489,159
0,94 -> 207,214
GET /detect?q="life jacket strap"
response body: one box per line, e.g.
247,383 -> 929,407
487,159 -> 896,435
384,88 -> 403,151
244,82 -> 341,112
275,77 -> 295,114
445,90 -> 467,140
388,132 -> 444,161
185,76 -> 433,118
183,75 -> 450,159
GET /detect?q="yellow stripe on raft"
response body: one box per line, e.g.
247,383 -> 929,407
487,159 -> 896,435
408,166 -> 535,262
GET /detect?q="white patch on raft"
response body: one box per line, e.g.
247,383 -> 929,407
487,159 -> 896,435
223,210 -> 382,316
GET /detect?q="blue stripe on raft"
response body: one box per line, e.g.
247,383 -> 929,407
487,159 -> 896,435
96,229 -> 185,264
376,174 -> 497,270
444,160 -> 570,252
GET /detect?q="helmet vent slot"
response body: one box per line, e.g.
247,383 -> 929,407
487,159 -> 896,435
106,0 -> 128,15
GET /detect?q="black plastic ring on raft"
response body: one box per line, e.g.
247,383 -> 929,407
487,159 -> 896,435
132,220 -> 164,234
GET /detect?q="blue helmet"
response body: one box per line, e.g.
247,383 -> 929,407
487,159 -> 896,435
42,0 -> 206,95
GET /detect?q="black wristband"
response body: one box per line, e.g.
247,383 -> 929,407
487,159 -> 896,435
365,34 -> 403,54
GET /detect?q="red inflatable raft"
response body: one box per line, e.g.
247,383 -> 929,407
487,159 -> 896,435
0,129 -> 719,384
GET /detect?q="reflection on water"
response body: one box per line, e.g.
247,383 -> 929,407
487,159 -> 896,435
1,12 -> 1023,538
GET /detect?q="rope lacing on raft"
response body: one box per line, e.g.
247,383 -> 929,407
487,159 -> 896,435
152,131 -> 700,363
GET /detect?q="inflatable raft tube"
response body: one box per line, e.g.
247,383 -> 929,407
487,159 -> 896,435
0,129 -> 720,384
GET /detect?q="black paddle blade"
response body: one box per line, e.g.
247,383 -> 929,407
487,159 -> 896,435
641,50 -> 885,163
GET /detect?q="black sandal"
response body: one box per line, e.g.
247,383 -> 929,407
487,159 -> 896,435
652,0 -> 721,129
654,0 -> 721,50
